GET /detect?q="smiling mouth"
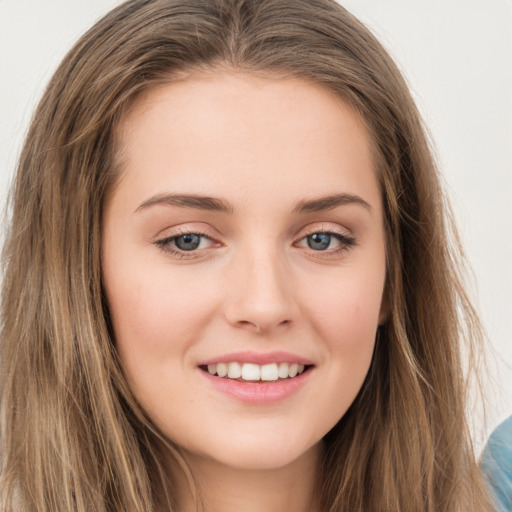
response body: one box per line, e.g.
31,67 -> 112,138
199,362 -> 313,382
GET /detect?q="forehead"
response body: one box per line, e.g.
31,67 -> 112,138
112,72 -> 380,214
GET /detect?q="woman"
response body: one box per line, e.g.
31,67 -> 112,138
0,0 -> 491,510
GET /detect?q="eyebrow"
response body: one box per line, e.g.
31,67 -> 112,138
292,193 -> 371,213
135,193 -> 234,213
135,192 -> 371,214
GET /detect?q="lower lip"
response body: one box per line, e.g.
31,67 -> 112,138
199,368 -> 313,404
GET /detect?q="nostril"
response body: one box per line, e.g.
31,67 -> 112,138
235,318 -> 292,334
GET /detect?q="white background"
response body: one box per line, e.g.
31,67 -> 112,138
1,0 -> 511,441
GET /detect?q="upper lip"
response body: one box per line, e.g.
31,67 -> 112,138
198,350 -> 314,366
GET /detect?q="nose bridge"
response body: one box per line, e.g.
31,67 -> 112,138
224,237 -> 293,333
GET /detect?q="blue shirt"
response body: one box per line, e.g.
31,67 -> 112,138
481,415 -> 512,512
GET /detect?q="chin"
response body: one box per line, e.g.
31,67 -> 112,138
182,434 -> 322,472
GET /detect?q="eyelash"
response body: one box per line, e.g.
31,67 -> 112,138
154,228 -> 216,259
154,228 -> 356,259
298,228 -> 356,256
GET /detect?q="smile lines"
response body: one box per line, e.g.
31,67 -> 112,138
203,362 -> 308,382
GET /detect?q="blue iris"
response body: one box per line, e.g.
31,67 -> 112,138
175,234 -> 201,251
307,233 -> 332,250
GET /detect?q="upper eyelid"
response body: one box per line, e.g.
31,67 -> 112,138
300,225 -> 350,235
154,226 -> 216,241
297,223 -> 354,239
154,223 -> 353,241
298,230 -> 353,241
156,225 -> 350,238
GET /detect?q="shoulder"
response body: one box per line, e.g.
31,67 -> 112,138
481,415 -> 512,512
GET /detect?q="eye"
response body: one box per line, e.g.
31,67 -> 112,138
174,233 -> 202,251
155,231 -> 216,255
296,230 -> 356,254
306,232 -> 334,251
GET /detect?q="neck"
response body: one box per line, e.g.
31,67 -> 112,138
175,443 -> 324,512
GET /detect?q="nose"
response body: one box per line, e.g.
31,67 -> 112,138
223,246 -> 295,335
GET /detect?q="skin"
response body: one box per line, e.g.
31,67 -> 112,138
102,71 -> 387,512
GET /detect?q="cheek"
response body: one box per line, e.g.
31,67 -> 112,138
305,275 -> 384,343
104,263 -> 219,365
103,269 -> 219,420
300,268 -> 384,396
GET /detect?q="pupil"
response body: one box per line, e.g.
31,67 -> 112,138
307,233 -> 330,250
175,234 -> 201,251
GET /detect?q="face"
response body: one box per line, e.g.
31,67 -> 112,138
102,72 -> 387,471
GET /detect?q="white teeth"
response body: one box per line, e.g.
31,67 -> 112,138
227,362 -> 242,379
205,361 -> 308,381
241,363 -> 260,381
278,362 -> 289,379
261,363 -> 278,381
216,362 -> 227,378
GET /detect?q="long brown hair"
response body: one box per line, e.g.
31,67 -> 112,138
0,0 -> 490,510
